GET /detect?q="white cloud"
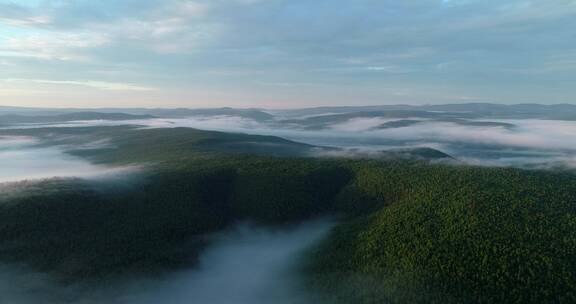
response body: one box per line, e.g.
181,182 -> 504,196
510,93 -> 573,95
2,114 -> 576,169
321,118 -> 576,152
1,0 -> 576,106
0,32 -> 109,60
0,14 -> 52,26
3,78 -> 156,91
0,137 -> 138,184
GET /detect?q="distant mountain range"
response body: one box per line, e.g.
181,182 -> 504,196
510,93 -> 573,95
277,103 -> 576,120
373,118 -> 515,130
0,103 -> 574,132
0,106 -> 274,122
0,112 -> 155,125
2,103 -> 575,122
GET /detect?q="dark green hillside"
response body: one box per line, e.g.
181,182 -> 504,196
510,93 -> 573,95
388,147 -> 453,160
374,119 -> 515,130
305,164 -> 576,304
0,171 -> 234,279
438,118 -> 515,128
0,126 -> 450,162
77,127 -> 319,162
279,103 -> 576,121
0,157 -> 355,280
0,126 -> 575,303
0,126 -> 317,161
374,119 -> 422,129
282,110 -> 479,130
142,107 -> 274,121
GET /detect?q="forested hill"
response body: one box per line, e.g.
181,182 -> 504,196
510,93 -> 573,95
0,126 -> 453,161
0,112 -> 154,125
0,126 -> 575,303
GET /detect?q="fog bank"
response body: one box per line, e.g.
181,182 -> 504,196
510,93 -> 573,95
0,136 -> 132,184
3,115 -> 576,169
0,219 -> 333,304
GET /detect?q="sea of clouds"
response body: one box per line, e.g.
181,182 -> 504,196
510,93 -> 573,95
8,115 -> 572,168
1,114 -> 576,185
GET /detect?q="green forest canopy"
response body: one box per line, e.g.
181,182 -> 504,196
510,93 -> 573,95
0,126 -> 574,303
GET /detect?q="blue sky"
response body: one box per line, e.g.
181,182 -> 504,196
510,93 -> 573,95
0,0 -> 575,108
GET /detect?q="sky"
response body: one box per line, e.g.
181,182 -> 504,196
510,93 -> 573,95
0,0 -> 575,108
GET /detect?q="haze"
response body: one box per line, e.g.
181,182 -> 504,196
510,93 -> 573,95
3,115 -> 574,169
1,1 -> 576,303
0,220 -> 331,304
1,0 -> 576,108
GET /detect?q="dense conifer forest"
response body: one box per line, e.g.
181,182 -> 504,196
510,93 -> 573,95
0,126 -> 575,303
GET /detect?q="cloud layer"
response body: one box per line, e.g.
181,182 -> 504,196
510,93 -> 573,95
0,136 -> 135,183
1,0 -> 575,107
4,114 -> 575,168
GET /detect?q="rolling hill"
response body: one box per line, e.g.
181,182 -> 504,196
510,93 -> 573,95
0,112 -> 155,126
0,125 -> 574,303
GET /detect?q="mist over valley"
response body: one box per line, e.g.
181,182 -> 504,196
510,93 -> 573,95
0,104 -> 575,303
3,104 -> 576,169
2,0 -> 576,301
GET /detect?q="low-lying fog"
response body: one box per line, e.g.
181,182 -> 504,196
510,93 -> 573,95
3,115 -> 574,169
0,136 -> 130,184
0,220 -> 333,304
0,114 -> 573,303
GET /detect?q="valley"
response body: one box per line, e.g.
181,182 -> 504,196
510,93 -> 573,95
0,116 -> 575,303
